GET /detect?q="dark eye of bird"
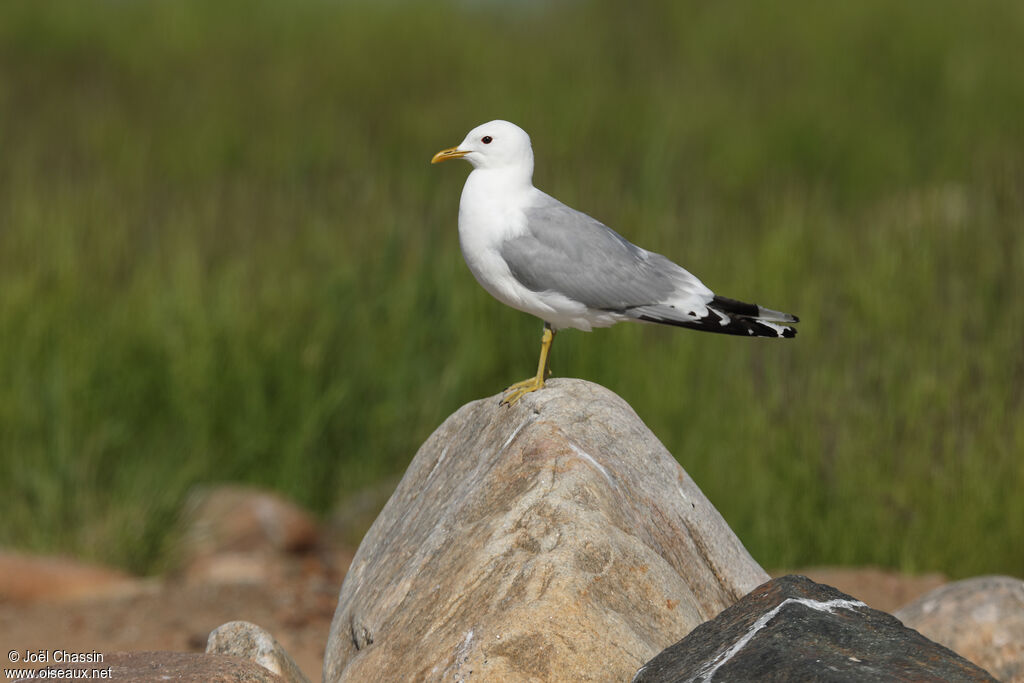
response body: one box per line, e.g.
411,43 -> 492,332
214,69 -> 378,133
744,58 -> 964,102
482,136 -> 493,144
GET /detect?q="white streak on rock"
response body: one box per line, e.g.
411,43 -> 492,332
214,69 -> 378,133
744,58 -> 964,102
427,446 -> 449,481
443,629 -> 475,682
630,663 -> 649,682
693,597 -> 867,682
568,441 -> 615,487
502,417 -> 531,450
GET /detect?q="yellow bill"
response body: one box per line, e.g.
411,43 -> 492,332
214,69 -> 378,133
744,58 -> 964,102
431,147 -> 469,164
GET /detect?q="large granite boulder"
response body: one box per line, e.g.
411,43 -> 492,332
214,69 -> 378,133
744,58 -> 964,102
633,575 -> 996,682
324,379 -> 768,682
896,575 -> 1024,682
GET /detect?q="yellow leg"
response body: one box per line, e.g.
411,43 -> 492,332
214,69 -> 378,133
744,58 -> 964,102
501,323 -> 556,406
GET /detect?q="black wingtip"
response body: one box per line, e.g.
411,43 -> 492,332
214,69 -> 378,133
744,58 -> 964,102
713,294 -> 799,325
710,295 -> 759,318
637,313 -> 797,339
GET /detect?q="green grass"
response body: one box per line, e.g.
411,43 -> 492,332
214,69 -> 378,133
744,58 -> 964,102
1,0 -> 1022,577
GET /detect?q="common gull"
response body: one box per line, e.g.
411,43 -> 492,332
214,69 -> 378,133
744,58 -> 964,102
432,120 -> 798,405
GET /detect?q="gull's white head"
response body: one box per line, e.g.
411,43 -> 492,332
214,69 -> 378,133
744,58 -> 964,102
431,120 -> 534,174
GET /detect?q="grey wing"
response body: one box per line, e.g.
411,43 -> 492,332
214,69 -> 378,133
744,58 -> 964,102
500,193 -> 711,312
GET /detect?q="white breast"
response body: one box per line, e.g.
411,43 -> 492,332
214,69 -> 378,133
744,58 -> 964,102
457,170 -> 534,306
455,169 -> 622,331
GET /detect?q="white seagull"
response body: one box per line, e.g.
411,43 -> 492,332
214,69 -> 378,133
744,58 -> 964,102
432,120 -> 799,406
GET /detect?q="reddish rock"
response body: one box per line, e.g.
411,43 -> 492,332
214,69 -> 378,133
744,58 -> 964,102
180,485 -> 319,557
176,485 -> 320,585
0,551 -> 145,602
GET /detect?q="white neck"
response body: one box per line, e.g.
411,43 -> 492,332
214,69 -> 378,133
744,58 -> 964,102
467,162 -> 533,191
458,165 -> 537,250
461,166 -> 533,216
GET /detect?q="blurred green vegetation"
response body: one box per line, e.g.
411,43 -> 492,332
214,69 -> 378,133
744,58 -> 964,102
1,0 -> 1022,577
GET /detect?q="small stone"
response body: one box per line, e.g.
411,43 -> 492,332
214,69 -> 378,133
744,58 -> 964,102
207,621 -> 310,683
896,575 -> 1024,683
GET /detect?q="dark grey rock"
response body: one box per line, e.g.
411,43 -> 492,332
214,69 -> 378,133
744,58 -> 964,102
634,575 -> 997,683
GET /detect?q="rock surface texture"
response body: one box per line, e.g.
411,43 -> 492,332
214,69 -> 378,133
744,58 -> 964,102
323,379 -> 768,682
11,652 -> 283,683
633,574 -> 997,682
896,575 -> 1024,682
